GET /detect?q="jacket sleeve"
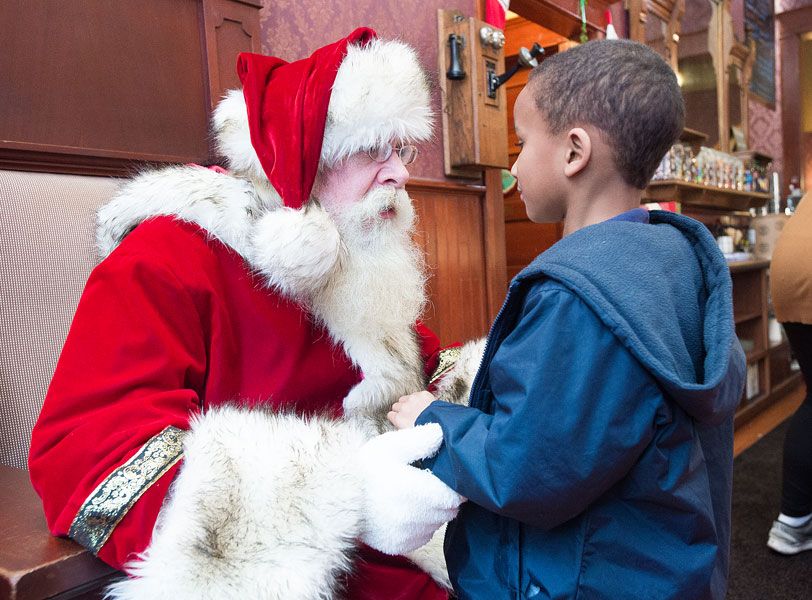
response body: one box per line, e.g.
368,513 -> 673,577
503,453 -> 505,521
28,250 -> 207,569
415,285 -> 664,530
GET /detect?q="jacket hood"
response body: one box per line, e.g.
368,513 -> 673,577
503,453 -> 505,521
516,210 -> 745,424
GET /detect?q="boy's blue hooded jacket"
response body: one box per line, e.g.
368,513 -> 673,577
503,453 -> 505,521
416,210 -> 747,600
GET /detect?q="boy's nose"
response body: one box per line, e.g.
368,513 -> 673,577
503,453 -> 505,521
510,161 -> 518,178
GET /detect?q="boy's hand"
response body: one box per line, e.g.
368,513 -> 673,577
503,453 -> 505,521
388,391 -> 436,429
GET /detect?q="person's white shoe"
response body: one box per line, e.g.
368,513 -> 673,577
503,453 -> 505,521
767,518 -> 812,555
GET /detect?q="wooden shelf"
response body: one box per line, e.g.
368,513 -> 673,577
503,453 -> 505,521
727,258 -> 803,427
735,311 -> 763,325
772,371 -> 804,398
746,349 -> 768,363
728,259 -> 770,273
736,392 -> 773,427
680,127 -> 709,145
733,150 -> 773,165
643,180 -> 771,211
735,367 -> 804,428
769,339 -> 789,352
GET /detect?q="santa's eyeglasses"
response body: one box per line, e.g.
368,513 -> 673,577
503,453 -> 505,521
367,144 -> 419,166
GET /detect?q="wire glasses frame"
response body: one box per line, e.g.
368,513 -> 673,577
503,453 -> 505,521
367,144 -> 419,166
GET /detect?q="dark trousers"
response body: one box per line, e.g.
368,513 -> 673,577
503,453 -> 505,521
780,322 -> 812,517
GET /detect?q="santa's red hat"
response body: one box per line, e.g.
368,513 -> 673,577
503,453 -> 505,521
213,27 -> 433,210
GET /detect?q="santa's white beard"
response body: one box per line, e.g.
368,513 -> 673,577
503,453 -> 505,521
311,186 -> 428,399
312,186 -> 427,350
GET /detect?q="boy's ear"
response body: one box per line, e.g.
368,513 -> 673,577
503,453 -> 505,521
563,128 -> 591,178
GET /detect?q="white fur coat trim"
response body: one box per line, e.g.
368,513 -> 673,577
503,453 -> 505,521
96,167 -> 430,420
96,165 -> 342,303
106,407 -> 368,600
433,338 -> 487,406
98,165 -> 262,260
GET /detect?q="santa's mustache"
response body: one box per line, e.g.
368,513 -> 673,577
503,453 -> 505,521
334,186 -> 414,232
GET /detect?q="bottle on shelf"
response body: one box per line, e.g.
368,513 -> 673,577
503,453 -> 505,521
770,172 -> 781,214
785,176 -> 803,215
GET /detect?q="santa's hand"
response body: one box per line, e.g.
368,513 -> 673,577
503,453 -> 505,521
358,423 -> 463,555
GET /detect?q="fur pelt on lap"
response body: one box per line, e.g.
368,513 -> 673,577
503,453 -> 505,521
105,408 -> 367,600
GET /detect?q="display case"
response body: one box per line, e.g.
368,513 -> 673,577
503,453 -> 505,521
729,260 -> 803,426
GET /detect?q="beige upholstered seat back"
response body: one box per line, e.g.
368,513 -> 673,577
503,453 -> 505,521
0,170 -> 121,469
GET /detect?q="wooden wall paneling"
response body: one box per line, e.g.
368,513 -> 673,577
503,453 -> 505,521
201,0 -> 263,111
778,6 -> 812,196
504,17 -> 569,57
0,1 -> 210,174
505,219 -> 564,279
483,167 -> 509,320
504,196 -> 564,279
408,179 -> 491,344
506,67 -> 530,154
0,0 -> 261,176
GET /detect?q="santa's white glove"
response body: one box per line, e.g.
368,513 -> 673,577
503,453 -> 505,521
358,423 -> 464,555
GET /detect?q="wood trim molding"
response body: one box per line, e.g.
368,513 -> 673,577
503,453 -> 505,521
777,5 -> 812,197
776,5 -> 812,35
0,145 -> 186,178
201,0 -> 263,112
407,177 -> 486,195
483,168 -> 509,319
626,0 -> 685,71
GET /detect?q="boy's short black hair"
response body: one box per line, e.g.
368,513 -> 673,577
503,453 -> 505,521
528,40 -> 684,189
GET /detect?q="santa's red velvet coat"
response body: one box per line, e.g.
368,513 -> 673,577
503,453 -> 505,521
29,215 -> 448,599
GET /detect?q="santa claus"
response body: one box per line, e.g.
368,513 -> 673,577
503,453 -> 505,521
28,27 -> 484,600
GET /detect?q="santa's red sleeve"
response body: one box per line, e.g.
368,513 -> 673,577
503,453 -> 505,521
27,247 -> 206,569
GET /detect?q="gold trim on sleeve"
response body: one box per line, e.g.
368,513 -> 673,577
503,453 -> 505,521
69,426 -> 186,554
429,346 -> 462,385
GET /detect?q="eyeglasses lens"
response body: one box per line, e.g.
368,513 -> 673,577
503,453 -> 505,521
367,144 -> 418,165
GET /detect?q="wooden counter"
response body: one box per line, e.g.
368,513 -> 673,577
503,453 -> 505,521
0,465 -> 119,600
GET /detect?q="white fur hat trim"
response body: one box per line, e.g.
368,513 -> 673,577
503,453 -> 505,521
213,39 -> 433,178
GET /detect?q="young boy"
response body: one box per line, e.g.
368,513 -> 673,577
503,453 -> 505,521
389,40 -> 746,599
